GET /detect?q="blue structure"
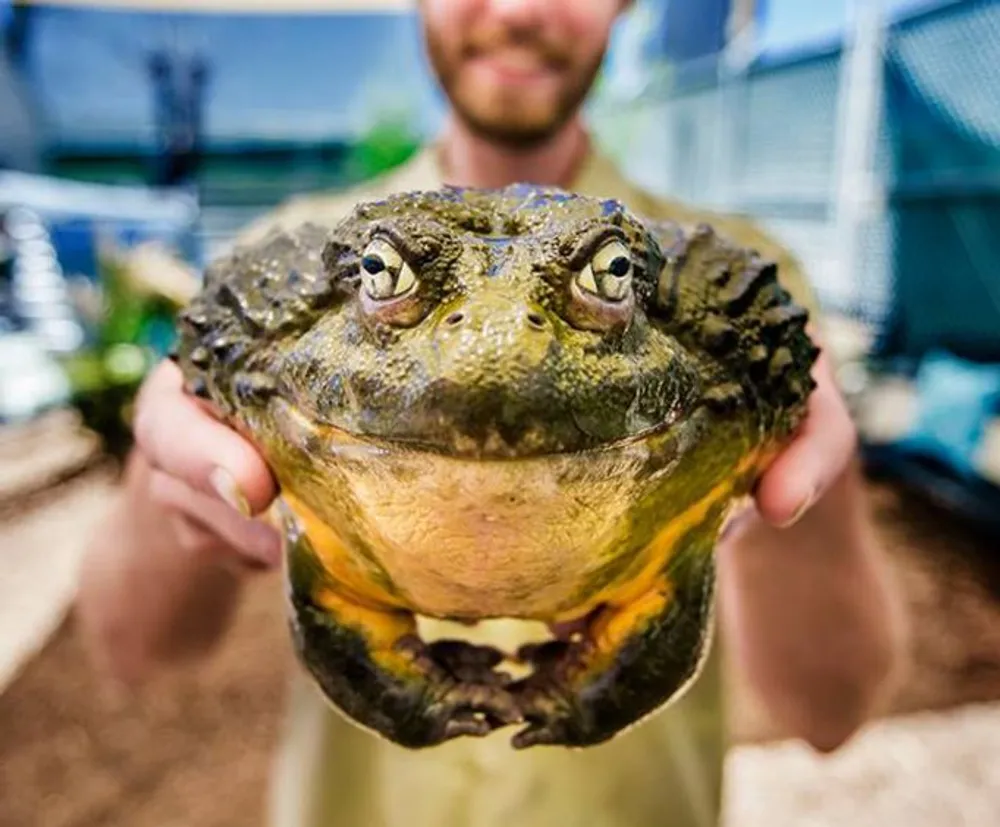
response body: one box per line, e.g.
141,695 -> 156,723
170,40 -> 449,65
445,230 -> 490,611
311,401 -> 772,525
658,0 -> 733,62
865,0 -> 1000,532
879,0 -> 1000,364
621,0 -> 770,86
605,0 -> 999,346
0,4 -> 40,172
643,0 -> 769,62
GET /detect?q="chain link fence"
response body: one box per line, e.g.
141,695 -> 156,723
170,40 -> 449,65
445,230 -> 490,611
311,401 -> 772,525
591,0 -> 1000,361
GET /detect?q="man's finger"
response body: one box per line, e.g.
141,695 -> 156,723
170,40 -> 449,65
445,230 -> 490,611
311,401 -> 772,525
754,356 -> 858,527
133,360 -> 277,515
148,469 -> 282,568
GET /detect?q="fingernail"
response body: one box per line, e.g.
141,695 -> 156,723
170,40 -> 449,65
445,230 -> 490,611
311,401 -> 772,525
778,488 -> 816,528
209,467 -> 251,517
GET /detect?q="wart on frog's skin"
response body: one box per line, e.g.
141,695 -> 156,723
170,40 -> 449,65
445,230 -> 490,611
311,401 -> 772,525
174,183 -> 820,750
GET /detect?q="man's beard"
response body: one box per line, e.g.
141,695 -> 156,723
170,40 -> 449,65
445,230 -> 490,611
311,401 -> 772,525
423,23 -> 606,150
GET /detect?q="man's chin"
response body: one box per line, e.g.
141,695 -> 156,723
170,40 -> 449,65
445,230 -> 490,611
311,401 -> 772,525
455,105 -> 571,150
466,121 -> 561,150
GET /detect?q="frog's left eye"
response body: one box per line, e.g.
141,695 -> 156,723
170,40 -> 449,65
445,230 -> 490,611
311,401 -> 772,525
575,240 -> 633,302
359,238 -> 417,300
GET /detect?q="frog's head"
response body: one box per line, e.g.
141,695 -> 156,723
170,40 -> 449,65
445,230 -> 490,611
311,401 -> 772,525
283,184 -> 700,458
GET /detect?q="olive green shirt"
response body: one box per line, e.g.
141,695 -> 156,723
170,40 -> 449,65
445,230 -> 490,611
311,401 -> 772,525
239,143 -> 818,827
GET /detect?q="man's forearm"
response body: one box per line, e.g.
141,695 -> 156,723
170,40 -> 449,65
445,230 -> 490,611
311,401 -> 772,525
76,451 -> 248,686
717,459 -> 908,752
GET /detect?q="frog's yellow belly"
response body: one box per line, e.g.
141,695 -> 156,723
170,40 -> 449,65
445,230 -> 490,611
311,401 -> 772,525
281,436 -> 691,622
345,459 -> 643,619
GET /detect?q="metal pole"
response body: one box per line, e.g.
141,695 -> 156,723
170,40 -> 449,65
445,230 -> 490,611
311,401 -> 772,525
832,0 -> 886,318
716,2 -> 758,212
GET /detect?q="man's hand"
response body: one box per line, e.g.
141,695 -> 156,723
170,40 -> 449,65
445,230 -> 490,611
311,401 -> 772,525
131,359 -> 282,571
77,359 -> 285,684
754,347 -> 858,528
718,336 -> 906,752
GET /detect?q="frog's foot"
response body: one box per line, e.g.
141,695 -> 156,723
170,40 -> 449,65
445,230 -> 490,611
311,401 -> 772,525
289,591 -> 522,749
508,558 -> 716,749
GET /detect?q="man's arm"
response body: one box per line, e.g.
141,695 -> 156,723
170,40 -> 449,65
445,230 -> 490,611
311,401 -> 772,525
76,362 -> 281,686
717,355 -> 909,752
663,207 -> 908,748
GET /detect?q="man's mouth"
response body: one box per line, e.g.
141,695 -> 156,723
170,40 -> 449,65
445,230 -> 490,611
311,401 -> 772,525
478,49 -> 550,76
464,42 -> 568,79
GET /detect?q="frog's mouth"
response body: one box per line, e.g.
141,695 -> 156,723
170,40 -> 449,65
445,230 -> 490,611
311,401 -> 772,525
261,337 -> 707,460
265,395 -> 700,463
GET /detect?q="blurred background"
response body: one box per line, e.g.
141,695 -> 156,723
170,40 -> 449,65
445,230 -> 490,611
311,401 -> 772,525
1,0 -> 999,825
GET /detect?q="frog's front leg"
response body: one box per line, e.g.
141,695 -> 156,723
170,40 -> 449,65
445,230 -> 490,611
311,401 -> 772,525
283,514 -> 521,749
509,534 -> 717,749
289,589 -> 522,748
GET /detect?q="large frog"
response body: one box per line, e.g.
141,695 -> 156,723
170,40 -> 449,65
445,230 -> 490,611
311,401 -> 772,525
173,184 -> 819,751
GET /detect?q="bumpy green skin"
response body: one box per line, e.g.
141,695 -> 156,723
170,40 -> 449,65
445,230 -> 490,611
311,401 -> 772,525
173,184 -> 820,750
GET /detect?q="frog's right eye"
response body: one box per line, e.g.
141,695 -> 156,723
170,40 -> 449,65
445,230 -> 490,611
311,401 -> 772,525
360,238 -> 417,301
575,239 -> 633,302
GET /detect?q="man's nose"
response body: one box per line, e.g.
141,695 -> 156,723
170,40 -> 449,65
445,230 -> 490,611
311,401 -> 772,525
485,0 -> 545,27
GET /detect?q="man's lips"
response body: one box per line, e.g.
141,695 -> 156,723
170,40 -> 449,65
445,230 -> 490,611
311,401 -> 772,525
465,48 -> 563,83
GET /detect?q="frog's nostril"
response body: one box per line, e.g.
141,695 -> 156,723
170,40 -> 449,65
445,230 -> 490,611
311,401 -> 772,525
526,312 -> 546,330
445,312 -> 465,327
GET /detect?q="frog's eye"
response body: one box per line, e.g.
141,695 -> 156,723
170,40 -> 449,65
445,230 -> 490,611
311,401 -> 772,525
575,239 -> 633,302
359,238 -> 417,300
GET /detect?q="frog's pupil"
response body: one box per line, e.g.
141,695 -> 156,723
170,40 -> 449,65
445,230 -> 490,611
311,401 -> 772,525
362,255 -> 385,274
608,256 -> 630,277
